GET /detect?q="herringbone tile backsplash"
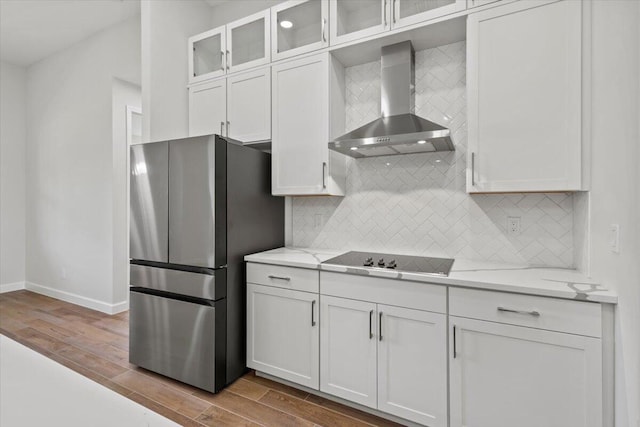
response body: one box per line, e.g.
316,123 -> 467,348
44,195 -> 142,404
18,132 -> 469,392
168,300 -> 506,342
291,41 -> 576,268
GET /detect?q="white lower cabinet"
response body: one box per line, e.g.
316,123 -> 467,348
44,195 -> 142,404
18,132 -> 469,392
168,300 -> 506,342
449,317 -> 602,427
320,296 -> 447,426
320,296 -> 378,408
246,283 -> 319,389
377,304 -> 447,426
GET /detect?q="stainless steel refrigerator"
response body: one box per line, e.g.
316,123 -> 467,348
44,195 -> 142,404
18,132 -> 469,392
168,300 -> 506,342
128,135 -> 283,393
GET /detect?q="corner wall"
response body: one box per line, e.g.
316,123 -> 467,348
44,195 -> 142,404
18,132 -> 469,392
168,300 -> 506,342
588,2 -> 640,426
0,61 -> 26,292
25,18 -> 140,313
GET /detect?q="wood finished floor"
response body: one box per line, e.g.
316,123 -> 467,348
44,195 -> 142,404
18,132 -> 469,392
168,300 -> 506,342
0,290 -> 404,427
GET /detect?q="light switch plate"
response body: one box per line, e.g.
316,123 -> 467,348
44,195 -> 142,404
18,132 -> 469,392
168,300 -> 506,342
609,224 -> 620,254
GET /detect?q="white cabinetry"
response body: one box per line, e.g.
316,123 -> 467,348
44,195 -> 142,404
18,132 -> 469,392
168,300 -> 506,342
271,0 -> 329,62
271,53 -> 346,196
188,10 -> 270,83
449,287 -> 604,427
189,67 -> 271,142
330,0 -> 390,46
392,0 -> 466,29
188,78 -> 227,137
466,0 -> 501,9
319,273 -> 448,426
246,280 -> 319,389
467,0 -> 585,192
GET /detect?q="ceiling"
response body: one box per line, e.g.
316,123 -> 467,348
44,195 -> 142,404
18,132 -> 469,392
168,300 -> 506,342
0,0 -> 140,67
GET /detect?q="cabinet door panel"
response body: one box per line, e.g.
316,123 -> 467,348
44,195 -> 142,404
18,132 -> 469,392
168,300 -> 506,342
227,10 -> 270,74
320,296 -> 377,408
247,284 -> 319,389
378,305 -> 447,427
449,317 -> 602,427
227,68 -> 271,142
188,26 -> 226,84
467,0 -> 582,192
392,0 -> 466,29
330,0 -> 390,46
272,54 -> 329,195
188,79 -> 227,137
271,0 -> 329,61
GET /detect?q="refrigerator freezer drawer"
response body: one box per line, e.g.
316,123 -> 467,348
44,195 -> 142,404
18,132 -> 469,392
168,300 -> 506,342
129,290 -> 219,393
130,264 -> 220,300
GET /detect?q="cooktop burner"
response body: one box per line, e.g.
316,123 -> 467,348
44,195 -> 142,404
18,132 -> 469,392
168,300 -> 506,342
322,251 -> 455,277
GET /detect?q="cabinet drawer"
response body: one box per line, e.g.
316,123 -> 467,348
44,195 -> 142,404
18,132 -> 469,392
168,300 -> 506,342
320,272 -> 446,314
247,262 -> 319,293
449,288 -> 601,337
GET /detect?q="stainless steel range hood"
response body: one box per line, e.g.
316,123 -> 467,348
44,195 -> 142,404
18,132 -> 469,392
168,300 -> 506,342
329,41 -> 455,158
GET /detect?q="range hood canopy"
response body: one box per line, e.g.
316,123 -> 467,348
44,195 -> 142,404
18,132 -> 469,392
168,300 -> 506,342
329,41 -> 455,158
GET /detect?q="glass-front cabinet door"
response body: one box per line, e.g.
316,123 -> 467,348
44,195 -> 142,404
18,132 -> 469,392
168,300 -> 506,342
226,10 -> 270,74
330,0 -> 390,46
392,0 -> 466,29
188,26 -> 226,84
271,0 -> 329,61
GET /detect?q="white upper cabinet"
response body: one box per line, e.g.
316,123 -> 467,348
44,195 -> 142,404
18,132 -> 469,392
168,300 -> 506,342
467,0 -> 584,192
188,10 -> 270,83
271,53 -> 346,196
226,10 -> 271,74
271,0 -> 330,62
189,26 -> 226,84
227,67 -> 271,142
467,0 -> 501,9
188,78 -> 227,137
330,0 -> 391,46
392,0 -> 466,29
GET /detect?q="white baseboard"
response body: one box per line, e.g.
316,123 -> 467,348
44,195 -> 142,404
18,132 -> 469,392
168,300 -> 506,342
25,282 -> 128,315
0,281 -> 26,293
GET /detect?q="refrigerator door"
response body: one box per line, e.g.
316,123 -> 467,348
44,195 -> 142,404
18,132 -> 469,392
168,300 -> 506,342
129,289 -> 221,393
130,142 -> 169,263
169,135 -> 226,268
130,264 -> 224,300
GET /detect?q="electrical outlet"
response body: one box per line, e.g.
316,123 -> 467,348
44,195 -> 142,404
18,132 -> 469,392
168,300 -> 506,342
610,224 -> 620,254
507,216 -> 521,235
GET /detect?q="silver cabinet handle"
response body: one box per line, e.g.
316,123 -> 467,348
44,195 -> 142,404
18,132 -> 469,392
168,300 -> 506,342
220,51 -> 225,71
321,18 -> 327,43
267,275 -> 291,281
220,121 -> 224,135
226,120 -> 230,137
369,310 -> 374,339
226,50 -> 230,70
453,325 -> 457,358
383,0 -> 387,26
322,162 -> 327,189
378,312 -> 383,341
497,307 -> 541,317
311,300 -> 316,326
471,152 -> 476,186
392,0 -> 397,24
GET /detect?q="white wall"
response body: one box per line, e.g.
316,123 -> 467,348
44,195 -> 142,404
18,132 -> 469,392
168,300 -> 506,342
0,62 -> 26,292
141,0 -> 212,142
588,2 -> 640,426
26,18 -> 140,313
210,0 -> 280,28
111,79 -> 141,306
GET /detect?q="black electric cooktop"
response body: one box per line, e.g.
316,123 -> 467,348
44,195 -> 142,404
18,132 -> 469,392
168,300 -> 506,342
322,251 -> 455,277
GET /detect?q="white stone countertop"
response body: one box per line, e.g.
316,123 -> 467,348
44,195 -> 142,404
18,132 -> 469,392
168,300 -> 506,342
245,247 -> 617,304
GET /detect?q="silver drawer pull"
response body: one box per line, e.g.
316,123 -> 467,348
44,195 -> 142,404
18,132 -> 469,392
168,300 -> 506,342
268,275 -> 291,281
497,307 -> 540,317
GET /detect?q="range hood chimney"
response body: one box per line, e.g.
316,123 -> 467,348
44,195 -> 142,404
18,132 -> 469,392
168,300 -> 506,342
329,41 -> 455,158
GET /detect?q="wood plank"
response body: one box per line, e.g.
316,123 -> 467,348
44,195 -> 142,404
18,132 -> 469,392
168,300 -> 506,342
56,345 -> 129,379
112,370 -> 211,419
305,394 -> 404,427
48,306 -> 106,323
193,389 -> 314,427
63,334 -> 133,369
243,371 -> 310,400
66,321 -> 129,350
225,378 -> 270,401
26,318 -> 78,340
127,392 -> 208,427
259,391 -> 373,427
196,405 -> 262,427
90,316 -> 129,337
12,327 -> 69,353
